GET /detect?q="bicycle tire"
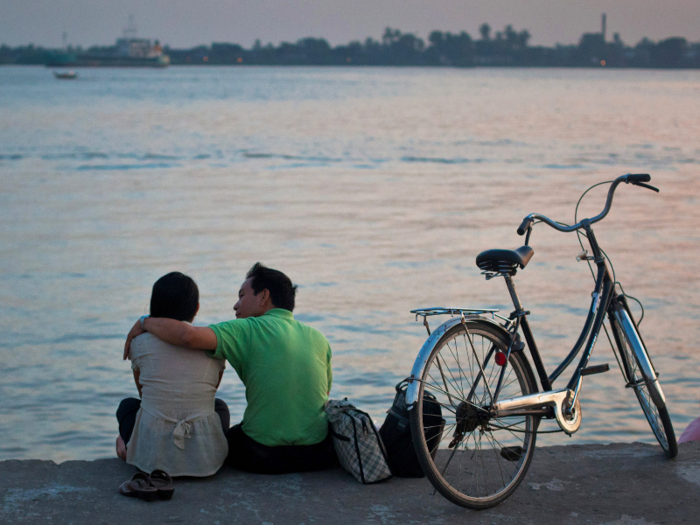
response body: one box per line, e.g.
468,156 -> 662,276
409,320 -> 539,509
611,303 -> 678,458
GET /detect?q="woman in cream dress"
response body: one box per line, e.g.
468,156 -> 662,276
116,272 -> 229,477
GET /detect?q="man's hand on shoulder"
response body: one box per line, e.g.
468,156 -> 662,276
123,317 -> 218,359
124,320 -> 145,360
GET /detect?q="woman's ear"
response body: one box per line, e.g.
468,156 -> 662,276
189,302 -> 200,323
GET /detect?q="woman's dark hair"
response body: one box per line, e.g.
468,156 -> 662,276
150,272 -> 199,321
246,262 -> 297,312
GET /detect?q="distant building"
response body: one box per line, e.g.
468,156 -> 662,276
601,13 -> 607,41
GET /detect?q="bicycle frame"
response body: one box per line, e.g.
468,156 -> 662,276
407,222 -> 625,434
489,221 -> 661,440
511,222 -> 612,395
407,174 -> 661,434
489,175 -> 660,414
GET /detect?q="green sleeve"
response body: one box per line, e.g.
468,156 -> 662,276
208,319 -> 249,377
326,342 -> 333,393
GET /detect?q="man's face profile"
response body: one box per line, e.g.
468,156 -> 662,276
233,278 -> 268,319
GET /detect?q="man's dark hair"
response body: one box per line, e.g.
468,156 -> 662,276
246,262 -> 297,312
150,272 -> 199,321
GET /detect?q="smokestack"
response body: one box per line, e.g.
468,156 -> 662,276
602,13 -> 607,41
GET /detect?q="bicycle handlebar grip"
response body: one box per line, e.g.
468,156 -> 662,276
627,173 -> 651,183
517,217 -> 533,236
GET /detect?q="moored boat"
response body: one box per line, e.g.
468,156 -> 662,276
46,17 -> 169,68
53,71 -> 78,79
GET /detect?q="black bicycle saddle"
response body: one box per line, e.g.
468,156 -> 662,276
475,246 -> 534,275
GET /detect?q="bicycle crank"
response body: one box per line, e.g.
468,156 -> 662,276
560,390 -> 582,434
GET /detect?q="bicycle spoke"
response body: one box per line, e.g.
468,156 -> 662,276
424,421 -> 455,431
439,436 -> 462,477
434,353 -> 461,406
483,431 -> 509,488
478,433 -> 496,496
445,340 -> 467,398
501,374 -> 520,392
464,328 -> 494,402
453,334 -> 466,395
425,371 -> 462,405
489,419 -> 528,432
430,423 -> 457,457
441,345 -> 469,400
460,333 -> 480,395
463,334 -> 475,388
421,379 -> 490,414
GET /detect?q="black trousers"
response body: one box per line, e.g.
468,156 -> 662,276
116,397 -> 231,444
225,424 -> 338,474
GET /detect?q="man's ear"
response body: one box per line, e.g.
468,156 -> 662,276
260,288 -> 271,306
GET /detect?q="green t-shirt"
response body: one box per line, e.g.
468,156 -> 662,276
209,309 -> 332,447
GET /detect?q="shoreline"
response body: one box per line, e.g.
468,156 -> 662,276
2,441 -> 699,524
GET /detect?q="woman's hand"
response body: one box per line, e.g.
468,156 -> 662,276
124,320 -> 145,360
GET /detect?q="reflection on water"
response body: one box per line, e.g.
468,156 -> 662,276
1,66 -> 699,461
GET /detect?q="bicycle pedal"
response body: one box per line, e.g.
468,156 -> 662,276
580,364 -> 610,376
500,446 -> 523,462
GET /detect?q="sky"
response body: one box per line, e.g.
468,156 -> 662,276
2,0 -> 700,49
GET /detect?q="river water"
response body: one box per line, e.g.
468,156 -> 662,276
1,66 -> 699,461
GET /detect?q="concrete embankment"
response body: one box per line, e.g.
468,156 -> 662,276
2,442 -> 699,524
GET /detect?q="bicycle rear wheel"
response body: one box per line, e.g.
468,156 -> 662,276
409,320 -> 539,509
611,302 -> 677,458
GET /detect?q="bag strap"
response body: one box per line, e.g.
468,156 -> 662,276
387,406 -> 410,429
348,408 -> 393,475
395,379 -> 410,393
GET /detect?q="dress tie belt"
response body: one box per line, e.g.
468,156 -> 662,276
172,420 -> 192,450
140,404 -> 211,450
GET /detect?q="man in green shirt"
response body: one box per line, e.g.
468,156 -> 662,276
124,263 -> 336,474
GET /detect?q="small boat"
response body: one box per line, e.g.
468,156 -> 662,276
54,71 -> 78,80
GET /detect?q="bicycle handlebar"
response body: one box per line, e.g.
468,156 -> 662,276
517,217 -> 534,236
627,174 -> 651,183
517,173 -> 658,236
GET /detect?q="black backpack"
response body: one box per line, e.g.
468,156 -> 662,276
379,380 -> 445,478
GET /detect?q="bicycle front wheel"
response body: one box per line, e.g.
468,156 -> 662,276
611,303 -> 678,458
409,320 -> 539,509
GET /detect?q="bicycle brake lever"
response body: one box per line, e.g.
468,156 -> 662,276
576,249 -> 594,262
631,181 -> 660,193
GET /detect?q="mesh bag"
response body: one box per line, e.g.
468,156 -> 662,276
326,399 -> 392,484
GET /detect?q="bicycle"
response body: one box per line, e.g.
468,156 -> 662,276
406,173 -> 678,509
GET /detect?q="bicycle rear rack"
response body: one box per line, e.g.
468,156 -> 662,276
411,307 -> 511,334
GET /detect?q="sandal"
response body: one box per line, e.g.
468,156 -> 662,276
118,472 -> 158,502
149,470 -> 175,500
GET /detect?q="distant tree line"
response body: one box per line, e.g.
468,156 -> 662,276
3,25 -> 700,68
